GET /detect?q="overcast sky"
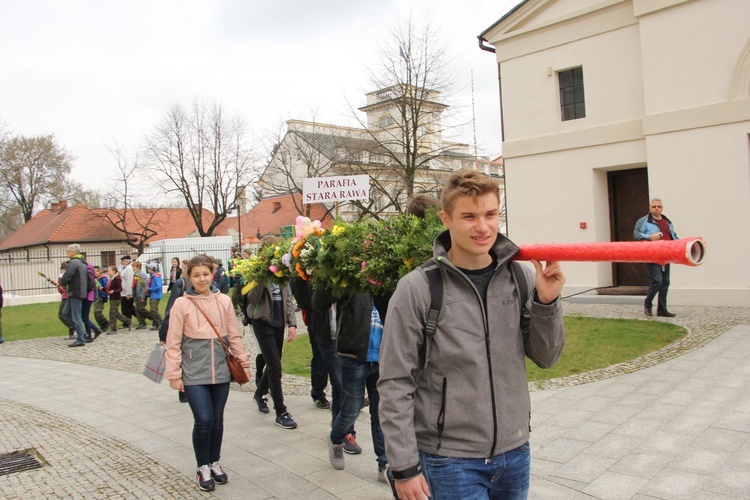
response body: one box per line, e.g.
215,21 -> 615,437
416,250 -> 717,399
0,0 -> 519,190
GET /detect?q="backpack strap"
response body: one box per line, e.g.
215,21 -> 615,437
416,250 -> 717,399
417,259 -> 443,373
509,261 -> 530,341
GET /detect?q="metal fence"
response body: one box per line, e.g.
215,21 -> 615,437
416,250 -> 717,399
0,242 -> 236,298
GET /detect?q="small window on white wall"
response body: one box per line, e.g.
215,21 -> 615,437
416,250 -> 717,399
559,67 -> 586,121
379,116 -> 395,128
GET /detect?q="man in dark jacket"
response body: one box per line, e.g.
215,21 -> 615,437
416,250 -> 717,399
314,284 -> 387,480
60,243 -> 90,347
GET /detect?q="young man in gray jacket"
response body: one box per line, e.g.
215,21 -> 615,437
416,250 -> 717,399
378,169 -> 566,499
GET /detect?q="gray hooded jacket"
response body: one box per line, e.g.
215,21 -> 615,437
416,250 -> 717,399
378,230 -> 565,477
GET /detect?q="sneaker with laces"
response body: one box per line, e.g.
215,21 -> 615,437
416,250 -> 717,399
378,462 -> 388,484
343,433 -> 362,454
275,412 -> 297,429
328,435 -> 345,470
196,464 -> 215,491
254,393 -> 269,414
209,462 -> 228,484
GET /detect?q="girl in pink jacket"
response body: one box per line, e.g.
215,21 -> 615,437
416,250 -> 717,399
166,254 -> 251,492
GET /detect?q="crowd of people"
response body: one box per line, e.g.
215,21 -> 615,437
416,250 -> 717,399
36,169 -> 573,498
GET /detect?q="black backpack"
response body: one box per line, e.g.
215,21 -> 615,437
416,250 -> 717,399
417,259 -> 529,372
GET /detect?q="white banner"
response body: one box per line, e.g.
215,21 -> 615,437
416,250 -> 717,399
303,175 -> 370,203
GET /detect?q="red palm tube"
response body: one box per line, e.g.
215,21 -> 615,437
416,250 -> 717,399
514,237 -> 707,267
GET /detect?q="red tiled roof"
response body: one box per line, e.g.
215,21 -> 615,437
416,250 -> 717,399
212,193 -> 333,242
0,204 -> 211,252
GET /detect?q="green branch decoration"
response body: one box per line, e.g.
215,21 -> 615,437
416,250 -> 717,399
37,271 -> 60,288
236,210 -> 444,298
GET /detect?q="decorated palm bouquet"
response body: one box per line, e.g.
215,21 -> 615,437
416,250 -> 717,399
234,211 -> 444,298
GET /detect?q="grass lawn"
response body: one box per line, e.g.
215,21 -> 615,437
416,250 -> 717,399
2,302 -> 686,384
1,300 -> 169,341
283,316 -> 685,382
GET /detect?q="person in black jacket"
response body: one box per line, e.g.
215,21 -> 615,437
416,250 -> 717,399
292,279 -> 330,409
60,244 -> 89,347
314,283 -> 387,480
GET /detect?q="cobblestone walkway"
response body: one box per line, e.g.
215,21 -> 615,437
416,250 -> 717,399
0,398 -> 202,499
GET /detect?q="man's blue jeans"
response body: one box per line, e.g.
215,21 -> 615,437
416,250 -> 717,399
317,340 -> 354,435
420,443 -> 530,500
62,297 -> 86,343
184,382 -> 230,467
330,358 -> 386,465
645,263 -> 670,314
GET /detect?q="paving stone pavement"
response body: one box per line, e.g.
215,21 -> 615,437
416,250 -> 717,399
0,302 -> 748,498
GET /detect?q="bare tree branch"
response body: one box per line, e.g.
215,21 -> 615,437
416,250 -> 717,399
143,100 -> 260,236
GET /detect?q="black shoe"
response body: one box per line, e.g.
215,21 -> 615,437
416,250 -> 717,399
84,336 -> 93,343
644,306 -> 653,317
135,324 -> 147,330
93,330 -> 102,339
67,334 -> 76,340
254,394 -> 269,414
178,391 -> 188,403
150,325 -> 160,331
68,341 -> 85,347
657,311 -> 676,317
209,462 -> 228,484
124,320 -> 132,330
275,412 -> 297,429
0,336 -> 5,344
314,398 -> 330,409
196,465 -> 215,491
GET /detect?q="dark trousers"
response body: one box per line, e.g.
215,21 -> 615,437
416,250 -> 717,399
318,340 -> 354,434
184,382 -> 230,467
121,296 -> 134,319
58,298 -> 74,334
309,333 -> 329,401
330,359 -> 386,464
81,299 -> 101,337
149,299 -> 162,326
108,299 -> 130,330
253,321 -> 286,415
93,298 -> 109,330
134,297 -> 152,325
645,263 -> 671,314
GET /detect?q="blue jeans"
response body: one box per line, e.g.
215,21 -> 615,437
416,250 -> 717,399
184,382 -> 230,467
62,297 -> 86,343
645,263 -> 670,313
317,340 -> 354,435
420,443 -> 530,500
330,358 -> 386,465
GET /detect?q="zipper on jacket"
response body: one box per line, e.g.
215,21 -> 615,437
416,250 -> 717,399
436,377 -> 447,450
442,261 -> 501,459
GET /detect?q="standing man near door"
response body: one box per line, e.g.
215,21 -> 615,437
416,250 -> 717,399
633,198 -> 678,318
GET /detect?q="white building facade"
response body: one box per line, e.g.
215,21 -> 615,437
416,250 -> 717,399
480,0 -> 750,306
